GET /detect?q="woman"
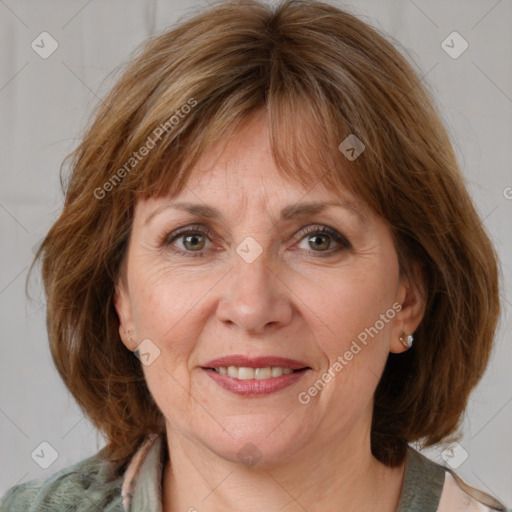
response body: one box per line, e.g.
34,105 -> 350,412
0,0 -> 509,510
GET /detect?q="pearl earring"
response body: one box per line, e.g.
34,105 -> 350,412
400,331 -> 414,349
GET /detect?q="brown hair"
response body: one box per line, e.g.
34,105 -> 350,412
29,0 -> 500,476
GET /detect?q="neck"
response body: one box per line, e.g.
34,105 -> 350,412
161,420 -> 405,512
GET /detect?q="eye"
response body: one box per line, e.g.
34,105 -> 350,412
295,225 -> 351,257
179,233 -> 207,251
160,223 -> 351,259
161,224 -> 214,258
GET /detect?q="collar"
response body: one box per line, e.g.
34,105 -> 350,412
119,433 -> 507,512
121,433 -> 164,512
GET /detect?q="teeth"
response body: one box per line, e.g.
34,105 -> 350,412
215,366 -> 296,379
255,367 -> 272,379
272,367 -> 283,377
238,367 -> 255,380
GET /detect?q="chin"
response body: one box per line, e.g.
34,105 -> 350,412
192,417 -> 310,468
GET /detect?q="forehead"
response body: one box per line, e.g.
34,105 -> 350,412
135,162 -> 370,233
136,110 -> 370,222
180,111 -> 312,194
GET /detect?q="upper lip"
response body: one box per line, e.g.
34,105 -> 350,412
202,355 -> 310,370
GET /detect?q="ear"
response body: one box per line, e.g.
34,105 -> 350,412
114,273 -> 137,351
389,264 -> 427,354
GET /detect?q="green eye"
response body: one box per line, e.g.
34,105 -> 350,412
296,225 -> 351,256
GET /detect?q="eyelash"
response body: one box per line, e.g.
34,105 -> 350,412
160,223 -> 351,259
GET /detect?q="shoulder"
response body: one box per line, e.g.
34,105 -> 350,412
438,469 -> 511,512
0,450 -> 124,512
401,446 -> 511,512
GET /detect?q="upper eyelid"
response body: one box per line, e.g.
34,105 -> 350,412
166,223 -> 343,237
165,223 -> 349,248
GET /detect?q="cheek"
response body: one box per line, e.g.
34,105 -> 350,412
131,273 -> 200,406
129,264 -> 204,336
305,258 -> 399,366
298,272 -> 397,417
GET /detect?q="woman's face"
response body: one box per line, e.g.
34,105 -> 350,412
115,110 -> 423,466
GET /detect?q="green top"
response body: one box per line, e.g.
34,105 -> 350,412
0,434 -> 509,511
396,445 -> 445,511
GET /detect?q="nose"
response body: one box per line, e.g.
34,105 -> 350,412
216,250 -> 294,335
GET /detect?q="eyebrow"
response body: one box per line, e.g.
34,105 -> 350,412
144,199 -> 369,227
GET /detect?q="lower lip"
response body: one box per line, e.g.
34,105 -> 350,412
202,368 -> 309,397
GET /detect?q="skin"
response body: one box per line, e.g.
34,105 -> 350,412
115,108 -> 426,512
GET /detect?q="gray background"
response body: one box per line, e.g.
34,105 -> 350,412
1,0 -> 511,505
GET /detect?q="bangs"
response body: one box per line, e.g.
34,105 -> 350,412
117,76 -> 378,223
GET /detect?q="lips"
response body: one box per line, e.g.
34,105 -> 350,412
200,355 -> 311,397
202,355 -> 310,370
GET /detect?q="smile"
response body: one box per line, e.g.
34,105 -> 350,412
211,366 -> 296,379
202,366 -> 310,397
